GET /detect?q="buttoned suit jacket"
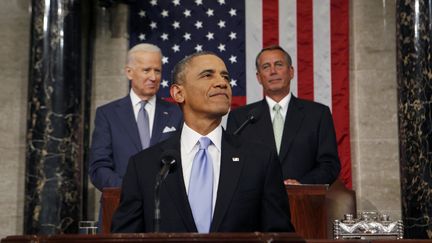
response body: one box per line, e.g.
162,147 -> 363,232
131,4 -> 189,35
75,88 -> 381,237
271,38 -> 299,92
226,96 -> 340,184
111,131 -> 294,233
89,95 -> 183,190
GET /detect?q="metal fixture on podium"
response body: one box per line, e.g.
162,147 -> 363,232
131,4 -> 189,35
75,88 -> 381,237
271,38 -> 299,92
333,211 -> 403,240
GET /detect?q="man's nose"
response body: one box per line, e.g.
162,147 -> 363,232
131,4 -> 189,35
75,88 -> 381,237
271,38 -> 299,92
214,75 -> 229,88
148,70 -> 157,80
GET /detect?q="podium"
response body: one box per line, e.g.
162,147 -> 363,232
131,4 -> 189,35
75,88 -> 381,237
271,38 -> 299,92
100,183 -> 355,239
1,232 -> 305,243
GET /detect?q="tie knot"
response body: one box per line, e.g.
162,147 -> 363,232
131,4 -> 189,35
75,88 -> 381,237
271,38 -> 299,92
273,104 -> 282,112
140,100 -> 148,109
198,137 -> 212,150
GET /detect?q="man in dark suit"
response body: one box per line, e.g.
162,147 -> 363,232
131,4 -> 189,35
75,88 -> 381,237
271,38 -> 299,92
89,43 -> 183,190
111,52 -> 294,233
226,45 -> 340,185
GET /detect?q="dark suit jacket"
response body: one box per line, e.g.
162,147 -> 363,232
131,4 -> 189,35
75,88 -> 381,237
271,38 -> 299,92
111,131 -> 294,233
226,96 -> 340,184
89,95 -> 183,190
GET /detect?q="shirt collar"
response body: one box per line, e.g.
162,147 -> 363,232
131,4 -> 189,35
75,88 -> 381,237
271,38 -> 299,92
181,122 -> 222,154
266,92 -> 292,111
130,89 -> 156,107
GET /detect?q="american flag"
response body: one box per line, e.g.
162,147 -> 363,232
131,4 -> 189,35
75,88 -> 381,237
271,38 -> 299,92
129,0 -> 351,188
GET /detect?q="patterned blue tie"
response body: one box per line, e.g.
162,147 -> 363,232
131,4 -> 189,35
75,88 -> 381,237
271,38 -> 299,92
188,137 -> 214,233
137,101 -> 150,149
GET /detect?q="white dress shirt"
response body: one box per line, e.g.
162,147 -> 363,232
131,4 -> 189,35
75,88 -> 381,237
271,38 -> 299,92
130,89 -> 156,136
180,123 -> 222,213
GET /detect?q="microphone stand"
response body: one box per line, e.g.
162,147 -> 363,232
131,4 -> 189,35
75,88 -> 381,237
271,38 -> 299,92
233,115 -> 255,135
154,158 -> 174,232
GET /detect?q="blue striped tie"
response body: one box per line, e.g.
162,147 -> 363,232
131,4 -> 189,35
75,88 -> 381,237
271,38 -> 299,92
188,137 -> 213,233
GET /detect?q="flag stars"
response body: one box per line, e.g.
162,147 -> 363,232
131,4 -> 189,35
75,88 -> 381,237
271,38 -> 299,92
195,21 -> 203,29
217,43 -> 225,52
138,10 -> 146,17
195,0 -> 203,6
229,32 -> 237,40
150,0 -> 157,6
183,32 -> 191,41
229,55 -> 237,63
229,8 -> 237,16
161,33 -> 169,40
150,21 -> 157,29
183,9 -> 191,17
172,21 -> 180,29
218,0 -> 225,5
217,20 -> 226,28
161,9 -> 169,17
172,44 -> 180,52
195,44 -> 203,52
206,32 -> 214,40
161,80 -> 169,88
162,56 -> 169,64
172,0 -> 180,6
138,33 -> 146,40
230,79 -> 237,87
206,8 -> 214,17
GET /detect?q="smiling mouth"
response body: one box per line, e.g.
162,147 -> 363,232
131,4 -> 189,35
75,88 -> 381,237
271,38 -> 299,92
209,92 -> 229,99
268,78 -> 282,83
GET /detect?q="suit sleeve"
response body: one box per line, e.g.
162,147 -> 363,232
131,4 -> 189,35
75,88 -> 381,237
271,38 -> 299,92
261,150 -> 295,232
111,155 -> 145,233
88,108 -> 122,190
299,107 -> 341,184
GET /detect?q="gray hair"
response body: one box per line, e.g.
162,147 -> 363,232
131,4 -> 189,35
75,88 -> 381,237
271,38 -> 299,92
255,45 -> 292,70
127,43 -> 162,65
171,51 -> 218,85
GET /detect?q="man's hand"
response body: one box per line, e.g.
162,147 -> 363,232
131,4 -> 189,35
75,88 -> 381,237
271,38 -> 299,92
284,179 -> 301,185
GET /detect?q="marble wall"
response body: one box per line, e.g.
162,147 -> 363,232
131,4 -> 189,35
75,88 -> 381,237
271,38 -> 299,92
350,0 -> 401,219
0,0 -> 402,239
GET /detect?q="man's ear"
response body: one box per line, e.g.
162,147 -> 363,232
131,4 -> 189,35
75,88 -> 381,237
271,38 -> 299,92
256,71 -> 263,85
125,66 -> 133,80
170,84 -> 185,103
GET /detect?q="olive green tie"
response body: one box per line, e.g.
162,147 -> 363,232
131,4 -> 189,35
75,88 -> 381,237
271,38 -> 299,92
272,104 -> 284,154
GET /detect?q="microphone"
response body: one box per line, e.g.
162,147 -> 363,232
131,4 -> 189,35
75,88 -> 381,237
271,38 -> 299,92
154,149 -> 179,232
233,109 -> 260,135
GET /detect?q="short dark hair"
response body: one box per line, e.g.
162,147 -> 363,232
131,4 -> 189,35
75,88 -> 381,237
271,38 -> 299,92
255,45 -> 292,70
171,51 -> 218,85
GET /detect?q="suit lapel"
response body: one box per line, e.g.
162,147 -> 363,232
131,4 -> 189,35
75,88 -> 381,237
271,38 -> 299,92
278,96 -> 304,161
255,100 -> 278,150
115,96 -> 141,151
150,99 -> 169,145
162,134 -> 197,232
210,132 -> 243,232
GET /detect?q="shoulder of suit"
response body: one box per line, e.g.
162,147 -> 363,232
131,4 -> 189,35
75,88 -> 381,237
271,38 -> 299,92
229,100 -> 263,115
96,96 -> 129,111
293,97 -> 329,111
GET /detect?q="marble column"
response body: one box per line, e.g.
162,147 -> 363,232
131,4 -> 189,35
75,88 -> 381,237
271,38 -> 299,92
24,0 -> 83,234
396,0 -> 432,239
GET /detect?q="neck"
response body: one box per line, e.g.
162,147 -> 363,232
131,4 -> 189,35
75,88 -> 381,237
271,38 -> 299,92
266,91 -> 289,103
184,115 -> 221,136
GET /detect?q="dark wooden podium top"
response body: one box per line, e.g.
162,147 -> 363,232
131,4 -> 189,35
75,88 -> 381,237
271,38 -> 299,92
1,232 -> 305,243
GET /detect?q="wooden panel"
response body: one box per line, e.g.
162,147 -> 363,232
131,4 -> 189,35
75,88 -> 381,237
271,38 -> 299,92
286,184 -> 328,239
101,187 -> 121,234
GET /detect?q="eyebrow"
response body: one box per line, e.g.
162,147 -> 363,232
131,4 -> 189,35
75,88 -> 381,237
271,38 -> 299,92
198,69 -> 215,76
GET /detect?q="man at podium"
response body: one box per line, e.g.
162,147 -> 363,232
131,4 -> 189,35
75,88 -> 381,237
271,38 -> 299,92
111,52 -> 294,233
